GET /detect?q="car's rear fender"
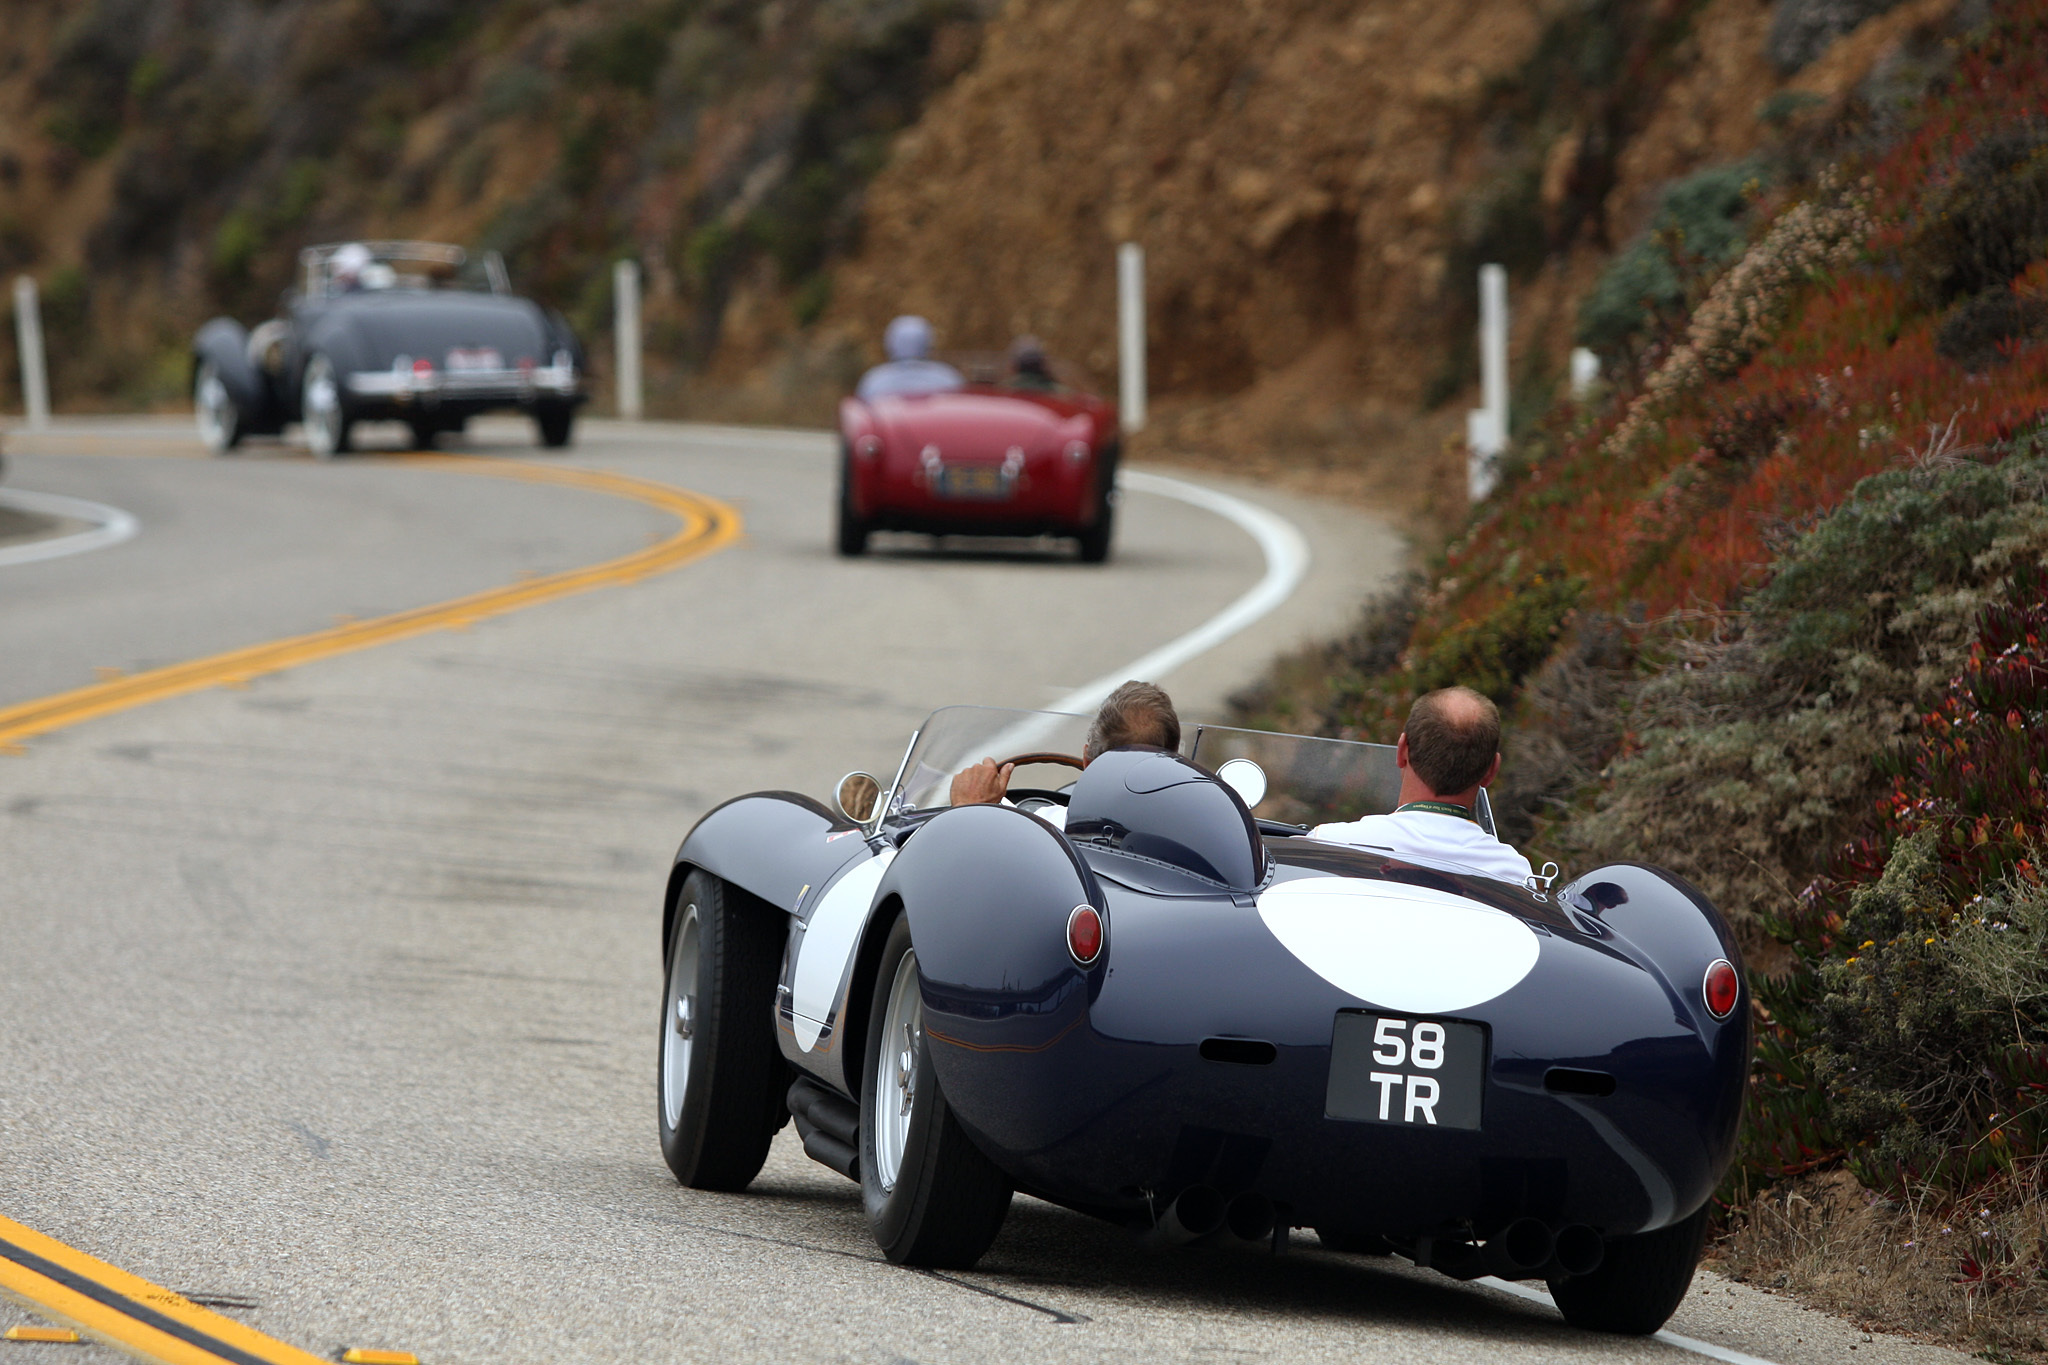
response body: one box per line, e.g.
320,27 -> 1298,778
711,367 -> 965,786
878,804 -> 1107,1144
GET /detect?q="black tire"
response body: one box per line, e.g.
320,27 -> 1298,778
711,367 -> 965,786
535,402 -> 575,449
1549,1205 -> 1710,1335
1075,440 -> 1118,564
836,445 -> 870,556
859,915 -> 1012,1266
657,870 -> 789,1190
407,418 -> 438,451
194,358 -> 244,454
301,352 -> 353,458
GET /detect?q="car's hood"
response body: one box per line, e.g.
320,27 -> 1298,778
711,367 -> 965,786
868,391 -> 1089,460
321,293 -> 553,366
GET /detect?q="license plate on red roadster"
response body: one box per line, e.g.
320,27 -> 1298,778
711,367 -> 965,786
935,465 -> 1011,500
1326,1011 -> 1486,1130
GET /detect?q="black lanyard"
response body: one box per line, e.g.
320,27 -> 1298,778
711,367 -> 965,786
1394,800 -> 1477,822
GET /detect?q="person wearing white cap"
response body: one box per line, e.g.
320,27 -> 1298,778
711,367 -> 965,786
330,242 -> 374,292
855,315 -> 964,401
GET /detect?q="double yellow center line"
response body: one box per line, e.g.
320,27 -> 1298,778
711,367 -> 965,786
0,1215 -> 329,1364
1,455 -> 741,1359
0,455 -> 741,751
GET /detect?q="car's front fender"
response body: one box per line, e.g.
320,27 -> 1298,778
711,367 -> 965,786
669,792 -> 867,952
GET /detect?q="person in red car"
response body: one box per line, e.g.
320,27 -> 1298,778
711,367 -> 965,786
1003,335 -> 1060,393
855,315 -> 965,401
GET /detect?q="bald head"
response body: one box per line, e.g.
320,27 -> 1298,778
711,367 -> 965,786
1403,687 -> 1500,797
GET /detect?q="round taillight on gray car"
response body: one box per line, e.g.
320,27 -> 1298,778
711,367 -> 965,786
1703,958 -> 1740,1020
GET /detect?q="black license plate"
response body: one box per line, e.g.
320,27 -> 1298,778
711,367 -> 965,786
1326,1012 -> 1486,1130
935,465 -> 1011,500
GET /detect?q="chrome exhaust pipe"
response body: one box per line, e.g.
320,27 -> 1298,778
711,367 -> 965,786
1482,1217 -> 1556,1280
1145,1185 -> 1227,1246
1226,1192 -> 1275,1243
1545,1224 -> 1605,1280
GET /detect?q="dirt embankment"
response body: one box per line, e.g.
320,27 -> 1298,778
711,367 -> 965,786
0,0 -> 994,418
0,0 -> 1966,533
817,0 -> 1965,532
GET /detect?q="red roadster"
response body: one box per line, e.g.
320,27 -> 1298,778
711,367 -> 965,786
835,384 -> 1121,562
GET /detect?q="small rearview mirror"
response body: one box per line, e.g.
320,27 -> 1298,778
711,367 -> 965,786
835,771 -> 881,824
1216,757 -> 1268,810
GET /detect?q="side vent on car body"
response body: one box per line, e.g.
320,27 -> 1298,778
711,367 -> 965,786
1200,1037 -> 1278,1066
1543,1067 -> 1617,1097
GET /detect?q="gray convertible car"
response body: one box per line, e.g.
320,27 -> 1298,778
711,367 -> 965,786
191,241 -> 586,456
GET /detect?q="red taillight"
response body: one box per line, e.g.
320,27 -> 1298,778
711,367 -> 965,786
1067,905 -> 1103,965
1703,958 -> 1739,1020
413,358 -> 435,376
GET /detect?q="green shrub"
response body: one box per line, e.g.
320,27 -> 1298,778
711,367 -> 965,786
570,10 -> 676,95
1555,450 -> 2048,927
479,65 -> 554,122
1902,120 -> 2048,307
211,209 -> 263,283
1408,570 -> 1585,705
1746,561 -> 2048,1195
1934,287 -> 2048,369
791,271 -> 833,327
1577,159 -> 1768,356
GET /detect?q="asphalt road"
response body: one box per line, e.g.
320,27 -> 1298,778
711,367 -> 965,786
0,416 -> 1972,1365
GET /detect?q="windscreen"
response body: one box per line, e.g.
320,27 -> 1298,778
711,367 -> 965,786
883,708 -> 1493,835
1185,722 -> 1496,836
1184,724 -> 1400,828
886,706 -> 1092,818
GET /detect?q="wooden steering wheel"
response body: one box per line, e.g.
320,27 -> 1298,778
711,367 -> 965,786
997,752 -> 1085,771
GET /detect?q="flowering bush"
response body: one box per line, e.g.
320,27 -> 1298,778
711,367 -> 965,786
1744,563 -> 2048,1198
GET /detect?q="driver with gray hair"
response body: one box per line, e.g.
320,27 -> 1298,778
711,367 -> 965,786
950,680 -> 1178,806
1309,686 -> 1533,883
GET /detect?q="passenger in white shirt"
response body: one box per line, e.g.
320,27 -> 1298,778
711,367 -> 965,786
855,315 -> 966,401
1309,686 -> 1534,885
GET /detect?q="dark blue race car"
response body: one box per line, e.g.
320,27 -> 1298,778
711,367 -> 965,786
192,241 -> 585,457
656,706 -> 1748,1335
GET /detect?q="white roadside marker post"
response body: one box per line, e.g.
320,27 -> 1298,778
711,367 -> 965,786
1466,263 -> 1508,502
14,275 -> 49,432
1117,242 -> 1146,434
1569,345 -> 1602,399
613,258 -> 642,421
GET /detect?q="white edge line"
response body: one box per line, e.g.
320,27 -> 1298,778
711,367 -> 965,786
0,490 -> 139,567
1476,1277 -> 1783,1365
978,470 -> 1312,757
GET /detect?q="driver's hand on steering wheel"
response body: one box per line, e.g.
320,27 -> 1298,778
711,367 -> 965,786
949,758 -> 1014,806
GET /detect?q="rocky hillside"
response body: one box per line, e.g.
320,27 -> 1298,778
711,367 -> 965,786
827,0 -> 1980,523
0,0 -> 1988,523
1225,0 -> 2048,1344
0,0 -> 994,415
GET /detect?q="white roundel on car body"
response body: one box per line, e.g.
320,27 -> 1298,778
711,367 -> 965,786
1256,877 -> 1540,1014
